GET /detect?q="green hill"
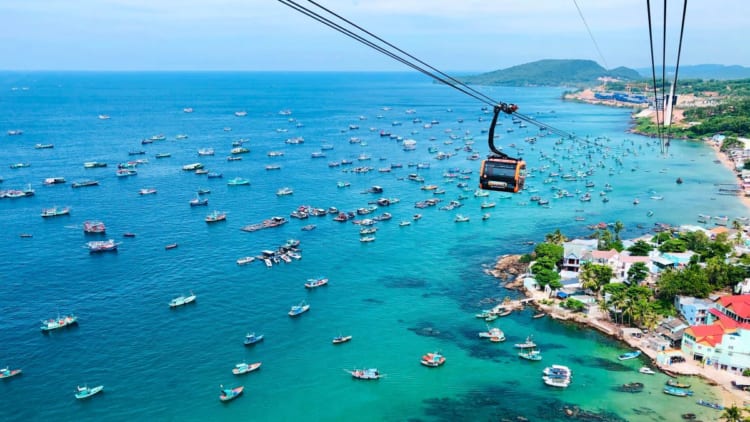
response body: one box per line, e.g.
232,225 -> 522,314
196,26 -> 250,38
462,59 -> 641,87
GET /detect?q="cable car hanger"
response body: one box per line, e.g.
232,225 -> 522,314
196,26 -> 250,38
277,0 -> 598,192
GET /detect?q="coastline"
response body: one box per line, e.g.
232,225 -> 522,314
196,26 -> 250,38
491,254 -> 750,408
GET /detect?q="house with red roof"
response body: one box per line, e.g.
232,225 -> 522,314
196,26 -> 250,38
680,295 -> 750,373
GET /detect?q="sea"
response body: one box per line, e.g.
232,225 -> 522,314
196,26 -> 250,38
0,72 -> 745,422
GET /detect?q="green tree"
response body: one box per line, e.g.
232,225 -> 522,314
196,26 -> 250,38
658,238 -> 687,253
627,262 -> 650,285
627,240 -> 653,256
534,242 -> 563,263
657,264 -> 712,300
613,220 -> 624,241
533,268 -> 561,288
532,256 -> 558,273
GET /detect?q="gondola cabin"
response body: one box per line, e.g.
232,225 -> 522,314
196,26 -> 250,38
479,158 -> 526,193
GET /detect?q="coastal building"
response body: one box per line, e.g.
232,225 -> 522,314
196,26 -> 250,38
654,317 -> 688,348
561,239 -> 598,272
681,295 -> 750,373
675,296 -> 714,326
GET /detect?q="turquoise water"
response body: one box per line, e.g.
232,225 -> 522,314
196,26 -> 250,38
0,72 -> 743,421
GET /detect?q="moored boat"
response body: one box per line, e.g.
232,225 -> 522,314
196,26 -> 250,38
72,180 -> 99,188
617,382 -> 644,393
0,367 -> 22,379
227,177 -> 250,186
347,368 -> 381,380
666,379 -> 691,389
332,335 -> 352,344
232,362 -> 261,375
86,239 -> 119,253
478,326 -> 505,342
420,352 -> 446,367
169,291 -> 196,308
514,335 -> 537,349
190,196 -> 208,206
618,350 -> 642,361
219,385 -> 244,402
40,314 -> 78,331
75,385 -> 104,400
519,349 -> 543,361
663,386 -> 693,397
696,399 -> 724,410
205,210 -> 227,223
305,276 -> 328,288
236,256 -> 255,265
288,300 -> 310,317
41,206 -> 71,218
639,366 -> 656,375
244,332 -> 264,345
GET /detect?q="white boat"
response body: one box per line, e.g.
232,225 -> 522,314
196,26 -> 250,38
478,326 -> 505,342
236,256 -> 255,265
232,362 -> 261,375
75,385 -> 104,399
169,291 -> 196,308
639,366 -> 656,375
276,187 -> 294,196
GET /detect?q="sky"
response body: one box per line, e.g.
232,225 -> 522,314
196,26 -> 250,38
0,0 -> 747,72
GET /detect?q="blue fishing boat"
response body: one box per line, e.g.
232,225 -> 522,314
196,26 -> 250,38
75,385 -> 104,400
518,349 -> 543,361
244,332 -> 264,346
219,385 -> 244,402
617,350 -> 642,361
663,386 -> 693,397
696,399 -> 724,410
288,300 -> 310,317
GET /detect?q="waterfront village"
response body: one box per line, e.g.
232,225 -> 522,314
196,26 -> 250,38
492,211 -> 750,411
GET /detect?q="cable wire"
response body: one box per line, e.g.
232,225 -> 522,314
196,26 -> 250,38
572,0 -> 609,70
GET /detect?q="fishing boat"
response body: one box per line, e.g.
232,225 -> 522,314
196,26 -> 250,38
332,335 -> 352,344
197,148 -> 215,156
663,386 -> 693,397
139,188 -> 157,195
639,366 -> 656,375
43,177 -> 65,185
41,206 -> 71,218
359,236 -> 376,243
543,376 -> 570,388
169,291 -> 196,308
276,187 -> 294,196
244,332 -> 264,345
618,350 -> 642,361
86,239 -> 119,253
190,196 -> 208,206
305,277 -> 328,288
35,143 -> 54,149
232,362 -> 261,375
205,210 -> 226,223
236,256 -> 255,265
518,349 -> 543,361
155,153 -> 171,158
165,243 -> 178,250
347,368 -> 381,380
71,180 -> 99,188
75,385 -> 104,400
696,399 -> 724,410
454,214 -> 470,223
116,168 -> 137,177
478,326 -> 505,342
420,352 -> 446,367
182,163 -> 203,171
532,312 -> 546,319
666,379 -> 691,389
0,367 -> 22,379
480,201 -> 496,209
219,385 -> 244,402
40,314 -> 78,331
227,177 -> 250,186
514,335 -> 537,349
84,221 -> 106,235
288,300 -> 310,317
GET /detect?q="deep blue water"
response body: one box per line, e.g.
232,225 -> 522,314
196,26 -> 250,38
0,72 -> 744,421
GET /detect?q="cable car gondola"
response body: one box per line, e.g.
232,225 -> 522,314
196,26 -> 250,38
478,104 -> 526,193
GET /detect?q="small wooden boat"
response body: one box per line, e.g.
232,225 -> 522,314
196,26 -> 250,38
219,385 -> 244,402
0,367 -> 22,379
123,232 -> 136,238
532,312 -> 546,319
236,256 -> 255,265
666,379 -> 691,388
165,243 -> 178,250
169,292 -> 196,308
639,366 -> 656,375
232,362 -> 261,375
495,308 -> 512,317
514,335 -> 537,349
332,335 -> 352,344
696,399 -> 724,410
618,382 -> 644,393
19,233 -> 33,238
75,385 -> 104,400
421,352 -> 446,367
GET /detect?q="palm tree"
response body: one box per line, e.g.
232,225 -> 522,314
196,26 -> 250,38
608,291 -> 627,325
613,220 -> 624,241
720,404 -> 745,422
732,219 -> 744,246
545,229 -> 568,245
